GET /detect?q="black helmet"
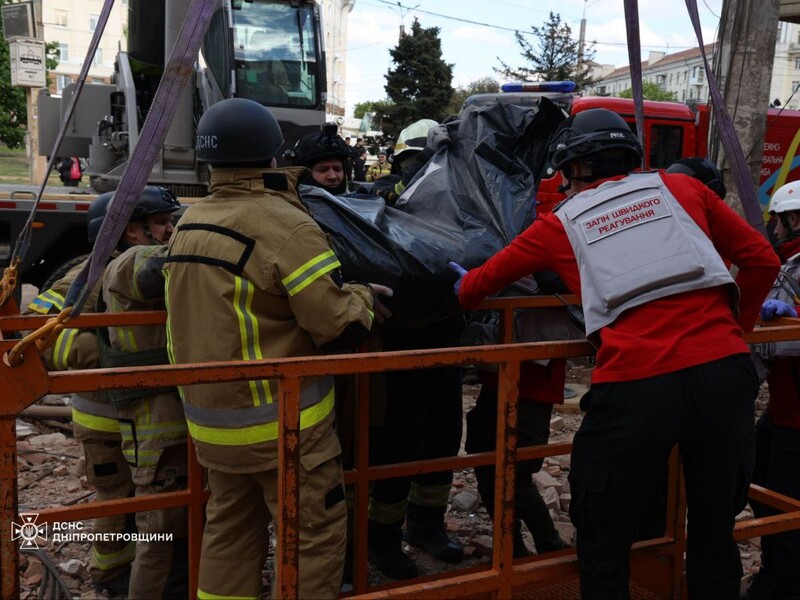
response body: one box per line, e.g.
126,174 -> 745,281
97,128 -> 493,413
548,108 -> 642,174
666,157 -> 727,199
196,98 -> 284,166
87,191 -> 114,244
86,186 -> 180,244
129,186 -> 181,220
286,123 -> 351,167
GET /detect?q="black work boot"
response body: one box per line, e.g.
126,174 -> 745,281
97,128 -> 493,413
404,502 -> 464,563
368,519 -> 419,580
513,521 -> 531,558
741,569 -> 775,600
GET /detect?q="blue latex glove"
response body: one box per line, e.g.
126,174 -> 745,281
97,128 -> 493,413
448,261 -> 467,296
761,299 -> 798,321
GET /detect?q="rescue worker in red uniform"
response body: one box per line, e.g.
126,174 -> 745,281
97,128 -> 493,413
744,181 -> 800,600
98,186 -> 188,599
450,108 -> 779,599
164,98 -> 392,599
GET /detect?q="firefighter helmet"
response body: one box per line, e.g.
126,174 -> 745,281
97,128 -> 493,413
769,181 -> 800,214
86,186 -> 181,243
666,157 -> 727,199
288,124 -> 351,167
87,192 -> 114,244
195,98 -> 284,166
395,119 -> 438,157
548,108 -> 642,173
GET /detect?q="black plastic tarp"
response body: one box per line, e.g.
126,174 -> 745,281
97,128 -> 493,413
301,98 -> 565,325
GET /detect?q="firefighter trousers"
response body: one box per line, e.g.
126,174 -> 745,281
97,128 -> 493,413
73,421 -> 136,586
127,444 -> 189,599
466,387 -> 564,553
368,320 -> 463,526
197,441 -> 347,599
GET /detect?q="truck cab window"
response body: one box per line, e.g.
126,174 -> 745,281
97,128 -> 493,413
231,1 -> 321,109
648,124 -> 684,169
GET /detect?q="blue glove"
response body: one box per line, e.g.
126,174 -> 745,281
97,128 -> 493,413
448,261 -> 467,296
761,299 -> 798,321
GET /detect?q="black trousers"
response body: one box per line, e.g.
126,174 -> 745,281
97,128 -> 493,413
569,354 -> 758,600
369,318 -> 463,526
752,412 -> 800,600
466,384 -> 563,552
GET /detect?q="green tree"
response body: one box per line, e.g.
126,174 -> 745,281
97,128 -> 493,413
445,77 -> 501,117
383,18 -> 454,138
0,0 -> 61,149
619,81 -> 677,102
495,12 -> 595,91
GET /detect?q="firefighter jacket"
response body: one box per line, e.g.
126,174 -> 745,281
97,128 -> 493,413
26,260 -> 120,436
164,167 -> 375,473
459,172 -> 779,384
556,172 -> 737,342
102,245 -> 187,485
366,161 -> 392,182
752,236 -> 800,429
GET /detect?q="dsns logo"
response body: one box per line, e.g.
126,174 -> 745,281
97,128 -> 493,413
12,513 -> 47,549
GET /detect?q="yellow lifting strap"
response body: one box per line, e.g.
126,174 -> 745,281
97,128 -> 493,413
0,258 -> 20,308
7,307 -> 73,367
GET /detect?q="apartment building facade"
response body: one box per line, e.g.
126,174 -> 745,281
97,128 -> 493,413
587,21 -> 800,110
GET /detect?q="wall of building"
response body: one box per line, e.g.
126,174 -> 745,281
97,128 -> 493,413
320,0 -> 354,116
588,21 -> 800,110
41,0 -> 128,93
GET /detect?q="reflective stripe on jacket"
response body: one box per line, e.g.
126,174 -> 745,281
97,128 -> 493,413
164,167 -> 374,473
103,245 -> 187,485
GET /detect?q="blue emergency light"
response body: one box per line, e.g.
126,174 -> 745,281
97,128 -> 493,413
501,81 -> 577,93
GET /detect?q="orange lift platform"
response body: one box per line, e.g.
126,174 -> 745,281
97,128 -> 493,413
2,295 -> 800,599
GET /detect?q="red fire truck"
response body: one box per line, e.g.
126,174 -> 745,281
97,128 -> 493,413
462,82 -> 800,216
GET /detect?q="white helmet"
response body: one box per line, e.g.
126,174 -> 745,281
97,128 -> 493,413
769,181 -> 800,214
394,119 -> 438,157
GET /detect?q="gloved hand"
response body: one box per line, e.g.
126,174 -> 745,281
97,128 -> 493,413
447,261 -> 467,296
427,124 -> 451,152
368,283 -> 394,323
761,299 -> 798,321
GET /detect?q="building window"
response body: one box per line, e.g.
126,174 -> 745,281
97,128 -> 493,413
54,9 -> 68,27
58,44 -> 69,63
57,75 -> 71,92
89,15 -> 99,32
795,58 -> 800,70
793,81 -> 800,93
93,49 -> 103,66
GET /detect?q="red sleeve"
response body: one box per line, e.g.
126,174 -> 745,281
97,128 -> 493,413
458,216 -> 564,309
664,174 -> 780,332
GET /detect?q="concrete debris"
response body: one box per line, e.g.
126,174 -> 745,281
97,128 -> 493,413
549,415 -> 564,431
451,490 -> 479,513
532,470 -> 563,494
28,432 -> 67,448
16,419 -> 35,438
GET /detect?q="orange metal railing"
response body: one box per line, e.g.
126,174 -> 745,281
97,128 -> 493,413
2,298 -> 800,599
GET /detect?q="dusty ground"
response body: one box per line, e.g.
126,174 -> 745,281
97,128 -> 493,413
14,354 -> 768,599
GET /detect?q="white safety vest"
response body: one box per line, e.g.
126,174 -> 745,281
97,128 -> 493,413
556,172 -> 738,342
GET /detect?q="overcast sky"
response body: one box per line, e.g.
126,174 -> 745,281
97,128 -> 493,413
344,0 -> 723,116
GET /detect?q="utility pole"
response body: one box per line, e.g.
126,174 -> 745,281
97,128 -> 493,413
712,0 -> 781,214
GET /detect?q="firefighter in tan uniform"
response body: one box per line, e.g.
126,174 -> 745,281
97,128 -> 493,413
98,187 -> 189,598
26,194 -> 136,594
164,98 -> 392,600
